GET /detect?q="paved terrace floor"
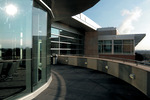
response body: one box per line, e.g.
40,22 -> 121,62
33,64 -> 150,100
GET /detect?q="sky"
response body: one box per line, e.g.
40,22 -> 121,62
83,0 -> 150,50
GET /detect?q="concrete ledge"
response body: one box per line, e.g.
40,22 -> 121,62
68,57 -> 77,66
87,58 -> 97,70
17,76 -> 52,100
107,62 -> 119,77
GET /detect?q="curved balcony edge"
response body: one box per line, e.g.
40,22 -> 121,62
57,55 -> 150,98
17,76 -> 52,100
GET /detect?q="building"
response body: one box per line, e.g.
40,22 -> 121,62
97,28 -> 145,60
51,14 -> 145,60
51,13 -> 101,56
0,0 -> 145,99
0,0 -> 99,99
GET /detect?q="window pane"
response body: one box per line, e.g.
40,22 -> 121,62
114,45 -> 122,53
51,28 -> 59,35
51,42 -> 59,48
98,45 -> 102,53
60,44 -> 71,48
103,45 -> 112,53
51,35 -> 59,41
51,27 -> 84,55
60,30 -> 79,38
98,40 -> 103,45
123,40 -> 133,44
79,50 -> 84,55
114,40 -> 122,45
60,36 -> 79,43
103,40 -> 112,45
51,50 -> 59,55
71,50 -> 77,54
78,35 -> 84,39
60,50 -> 70,55
98,40 -> 112,54
123,44 -> 134,54
0,0 -> 32,99
32,4 -> 48,90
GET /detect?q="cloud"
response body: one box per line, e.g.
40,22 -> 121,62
118,7 -> 142,34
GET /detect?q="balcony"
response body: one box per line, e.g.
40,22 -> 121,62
33,64 -> 149,100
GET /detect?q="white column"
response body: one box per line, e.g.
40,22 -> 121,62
0,44 -> 1,60
112,40 -> 114,54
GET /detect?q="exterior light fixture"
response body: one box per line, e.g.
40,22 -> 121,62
5,4 -> 18,16
129,73 -> 135,79
105,66 -> 109,69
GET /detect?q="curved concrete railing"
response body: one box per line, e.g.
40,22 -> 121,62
57,55 -> 150,98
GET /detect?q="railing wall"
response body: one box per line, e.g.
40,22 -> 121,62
57,55 -> 150,98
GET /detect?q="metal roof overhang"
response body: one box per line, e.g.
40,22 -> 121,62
40,0 -> 100,21
134,34 -> 146,46
57,17 -> 97,31
98,34 -> 146,46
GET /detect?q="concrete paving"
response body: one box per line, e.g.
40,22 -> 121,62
33,64 -> 150,100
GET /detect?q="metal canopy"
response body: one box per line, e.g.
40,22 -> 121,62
134,34 -> 146,46
50,0 -> 100,21
57,18 -> 96,31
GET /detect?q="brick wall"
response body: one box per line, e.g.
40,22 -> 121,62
84,31 -> 99,57
99,54 -> 135,60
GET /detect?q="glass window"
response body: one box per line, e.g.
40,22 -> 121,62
0,0 -> 32,99
32,3 -> 48,91
103,45 -> 112,53
114,40 -> 122,53
78,35 -> 84,39
123,44 -> 134,54
60,50 -> 70,55
114,40 -> 134,54
71,50 -> 77,54
51,50 -> 59,55
123,40 -> 134,54
123,40 -> 133,44
60,44 -> 71,48
79,50 -> 84,55
60,36 -> 79,43
98,40 -> 112,54
0,1 -> 51,99
114,40 -> 122,45
114,45 -> 122,53
51,35 -> 59,41
51,42 -> 59,48
60,30 -> 78,38
51,27 -> 84,55
103,40 -> 112,45
98,40 -> 103,45
51,28 -> 59,35
98,45 -> 102,53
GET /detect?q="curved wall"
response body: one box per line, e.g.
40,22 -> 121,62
57,55 -> 150,98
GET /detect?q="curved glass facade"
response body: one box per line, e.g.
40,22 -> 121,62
0,0 -> 51,99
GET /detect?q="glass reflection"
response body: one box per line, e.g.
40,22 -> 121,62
32,3 -> 48,90
0,0 -> 32,99
5,4 -> 18,16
